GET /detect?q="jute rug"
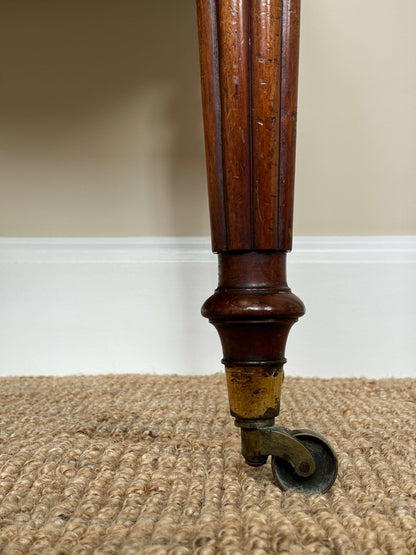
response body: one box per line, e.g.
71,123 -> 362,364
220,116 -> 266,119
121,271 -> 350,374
0,374 -> 415,554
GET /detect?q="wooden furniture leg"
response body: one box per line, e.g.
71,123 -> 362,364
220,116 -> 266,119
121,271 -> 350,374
196,0 -> 338,494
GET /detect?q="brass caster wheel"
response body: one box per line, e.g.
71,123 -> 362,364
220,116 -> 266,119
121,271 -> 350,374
271,429 -> 338,495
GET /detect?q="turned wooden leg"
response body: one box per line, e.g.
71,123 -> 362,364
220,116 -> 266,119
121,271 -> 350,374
196,0 -> 337,494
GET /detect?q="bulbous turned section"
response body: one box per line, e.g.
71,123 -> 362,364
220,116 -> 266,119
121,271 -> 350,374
202,251 -> 305,364
202,251 -> 305,426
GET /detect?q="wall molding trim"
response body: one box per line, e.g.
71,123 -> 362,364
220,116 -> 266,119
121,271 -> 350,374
1,236 -> 415,377
0,236 -> 415,264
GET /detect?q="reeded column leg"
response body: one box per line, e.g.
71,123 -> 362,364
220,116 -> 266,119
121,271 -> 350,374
196,0 -> 337,494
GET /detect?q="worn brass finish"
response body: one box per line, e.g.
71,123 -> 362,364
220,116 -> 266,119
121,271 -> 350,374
225,366 -> 283,421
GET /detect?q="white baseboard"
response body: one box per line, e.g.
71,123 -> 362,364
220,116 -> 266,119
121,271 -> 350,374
1,236 -> 415,378
1,236 -> 415,264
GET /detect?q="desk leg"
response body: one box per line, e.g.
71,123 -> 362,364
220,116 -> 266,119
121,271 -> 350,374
196,0 -> 337,494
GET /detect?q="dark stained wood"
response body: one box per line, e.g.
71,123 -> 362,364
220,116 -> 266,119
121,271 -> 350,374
202,251 -> 305,368
196,0 -> 301,252
250,0 -> 282,249
278,0 -> 301,251
196,0 -> 227,252
217,0 -> 252,250
197,1 -> 304,425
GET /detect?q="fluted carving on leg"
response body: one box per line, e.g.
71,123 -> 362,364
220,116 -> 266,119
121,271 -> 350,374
196,0 -> 301,252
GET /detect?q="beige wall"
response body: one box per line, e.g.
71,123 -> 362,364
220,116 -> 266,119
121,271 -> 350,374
0,0 -> 415,237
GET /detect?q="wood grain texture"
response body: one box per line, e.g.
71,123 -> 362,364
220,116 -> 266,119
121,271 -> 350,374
196,0 -> 227,251
278,0 -> 301,251
217,0 -> 252,250
196,0 -> 301,252
250,0 -> 282,249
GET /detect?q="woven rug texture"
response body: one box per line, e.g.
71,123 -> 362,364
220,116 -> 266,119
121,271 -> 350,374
0,374 -> 415,554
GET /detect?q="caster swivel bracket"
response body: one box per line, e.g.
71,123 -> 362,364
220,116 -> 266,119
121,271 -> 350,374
239,424 -> 338,495
240,425 -> 316,477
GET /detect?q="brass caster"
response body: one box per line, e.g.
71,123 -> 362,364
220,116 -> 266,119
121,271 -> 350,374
271,429 -> 338,495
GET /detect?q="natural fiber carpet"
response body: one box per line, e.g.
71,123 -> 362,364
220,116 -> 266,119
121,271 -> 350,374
0,374 -> 415,554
